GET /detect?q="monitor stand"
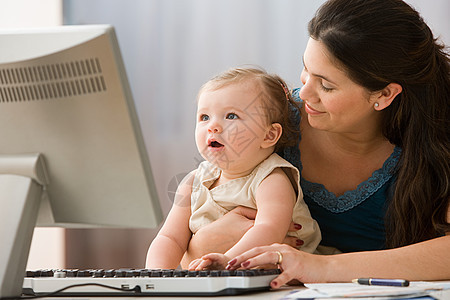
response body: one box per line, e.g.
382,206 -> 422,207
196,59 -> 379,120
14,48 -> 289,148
0,154 -> 48,298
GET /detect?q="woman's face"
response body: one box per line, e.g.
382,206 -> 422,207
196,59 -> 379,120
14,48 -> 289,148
299,38 -> 378,134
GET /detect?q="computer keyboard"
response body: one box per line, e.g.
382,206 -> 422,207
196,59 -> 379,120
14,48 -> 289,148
23,268 -> 281,296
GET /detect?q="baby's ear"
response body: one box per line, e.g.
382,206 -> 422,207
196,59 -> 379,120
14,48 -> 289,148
261,123 -> 282,149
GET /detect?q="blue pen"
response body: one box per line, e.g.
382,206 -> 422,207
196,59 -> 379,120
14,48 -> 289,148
352,278 -> 410,287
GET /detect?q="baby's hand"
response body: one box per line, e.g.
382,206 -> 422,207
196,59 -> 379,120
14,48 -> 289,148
188,258 -> 206,270
188,253 -> 230,270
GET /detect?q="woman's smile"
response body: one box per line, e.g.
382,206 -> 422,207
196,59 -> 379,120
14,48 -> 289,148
304,102 -> 324,115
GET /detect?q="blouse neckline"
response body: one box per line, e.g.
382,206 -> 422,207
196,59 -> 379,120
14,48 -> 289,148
300,147 -> 400,213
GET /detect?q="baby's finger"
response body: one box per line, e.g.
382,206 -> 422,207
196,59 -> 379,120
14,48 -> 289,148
201,253 -> 215,260
202,253 -> 222,262
195,258 -> 212,271
188,259 -> 202,270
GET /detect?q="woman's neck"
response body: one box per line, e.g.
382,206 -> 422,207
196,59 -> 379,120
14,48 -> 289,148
300,118 -> 396,196
301,114 -> 391,157
324,130 -> 391,157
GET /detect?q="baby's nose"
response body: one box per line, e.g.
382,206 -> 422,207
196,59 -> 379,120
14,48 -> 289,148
208,122 -> 222,133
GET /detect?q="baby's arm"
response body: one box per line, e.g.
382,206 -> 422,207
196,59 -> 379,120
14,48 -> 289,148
225,168 -> 295,257
146,171 -> 195,269
191,168 -> 295,270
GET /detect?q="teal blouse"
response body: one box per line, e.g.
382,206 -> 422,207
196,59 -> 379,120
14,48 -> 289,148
281,88 -> 401,252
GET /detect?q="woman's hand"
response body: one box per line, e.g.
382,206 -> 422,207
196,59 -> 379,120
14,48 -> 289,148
226,243 -> 327,288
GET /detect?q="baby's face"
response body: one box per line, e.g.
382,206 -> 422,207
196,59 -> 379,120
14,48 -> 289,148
195,81 -> 272,172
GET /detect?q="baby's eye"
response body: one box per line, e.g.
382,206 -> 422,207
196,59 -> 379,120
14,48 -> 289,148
226,113 -> 239,120
199,114 -> 209,121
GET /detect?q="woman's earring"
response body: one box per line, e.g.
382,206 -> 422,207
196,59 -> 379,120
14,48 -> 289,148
374,102 -> 379,108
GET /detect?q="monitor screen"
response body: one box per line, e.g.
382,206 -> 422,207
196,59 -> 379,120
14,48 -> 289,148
0,24 -> 163,297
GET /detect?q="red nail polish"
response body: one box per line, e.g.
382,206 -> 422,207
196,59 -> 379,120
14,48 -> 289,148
242,261 -> 250,268
228,258 -> 237,266
296,239 -> 304,246
294,223 -> 302,230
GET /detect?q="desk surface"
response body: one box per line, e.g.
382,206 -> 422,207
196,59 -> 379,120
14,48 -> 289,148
35,286 -> 297,300
32,281 -> 450,300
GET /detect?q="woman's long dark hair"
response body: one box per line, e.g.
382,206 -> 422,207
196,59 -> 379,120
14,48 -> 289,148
308,0 -> 450,248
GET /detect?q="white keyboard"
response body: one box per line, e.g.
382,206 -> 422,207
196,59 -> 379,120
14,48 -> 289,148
23,269 -> 280,296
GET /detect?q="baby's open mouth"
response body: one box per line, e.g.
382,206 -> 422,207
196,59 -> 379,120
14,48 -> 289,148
209,140 -> 224,148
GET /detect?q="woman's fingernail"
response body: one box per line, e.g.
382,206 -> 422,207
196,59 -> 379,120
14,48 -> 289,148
294,223 -> 302,230
296,239 -> 304,246
228,258 -> 237,266
271,281 -> 278,288
241,261 -> 250,268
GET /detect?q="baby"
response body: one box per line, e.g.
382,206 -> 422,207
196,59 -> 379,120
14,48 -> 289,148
146,67 -> 320,270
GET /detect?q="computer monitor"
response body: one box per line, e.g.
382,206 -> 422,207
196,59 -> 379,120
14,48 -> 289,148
0,25 -> 163,297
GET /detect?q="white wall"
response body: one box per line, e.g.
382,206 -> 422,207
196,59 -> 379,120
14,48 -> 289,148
0,0 -> 62,28
0,0 -> 65,270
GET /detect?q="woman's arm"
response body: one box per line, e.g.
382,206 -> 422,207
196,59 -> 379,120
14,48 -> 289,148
228,235 -> 450,288
145,172 -> 195,269
228,192 -> 450,286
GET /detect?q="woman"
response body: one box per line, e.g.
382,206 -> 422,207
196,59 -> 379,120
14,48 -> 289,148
183,0 -> 450,286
